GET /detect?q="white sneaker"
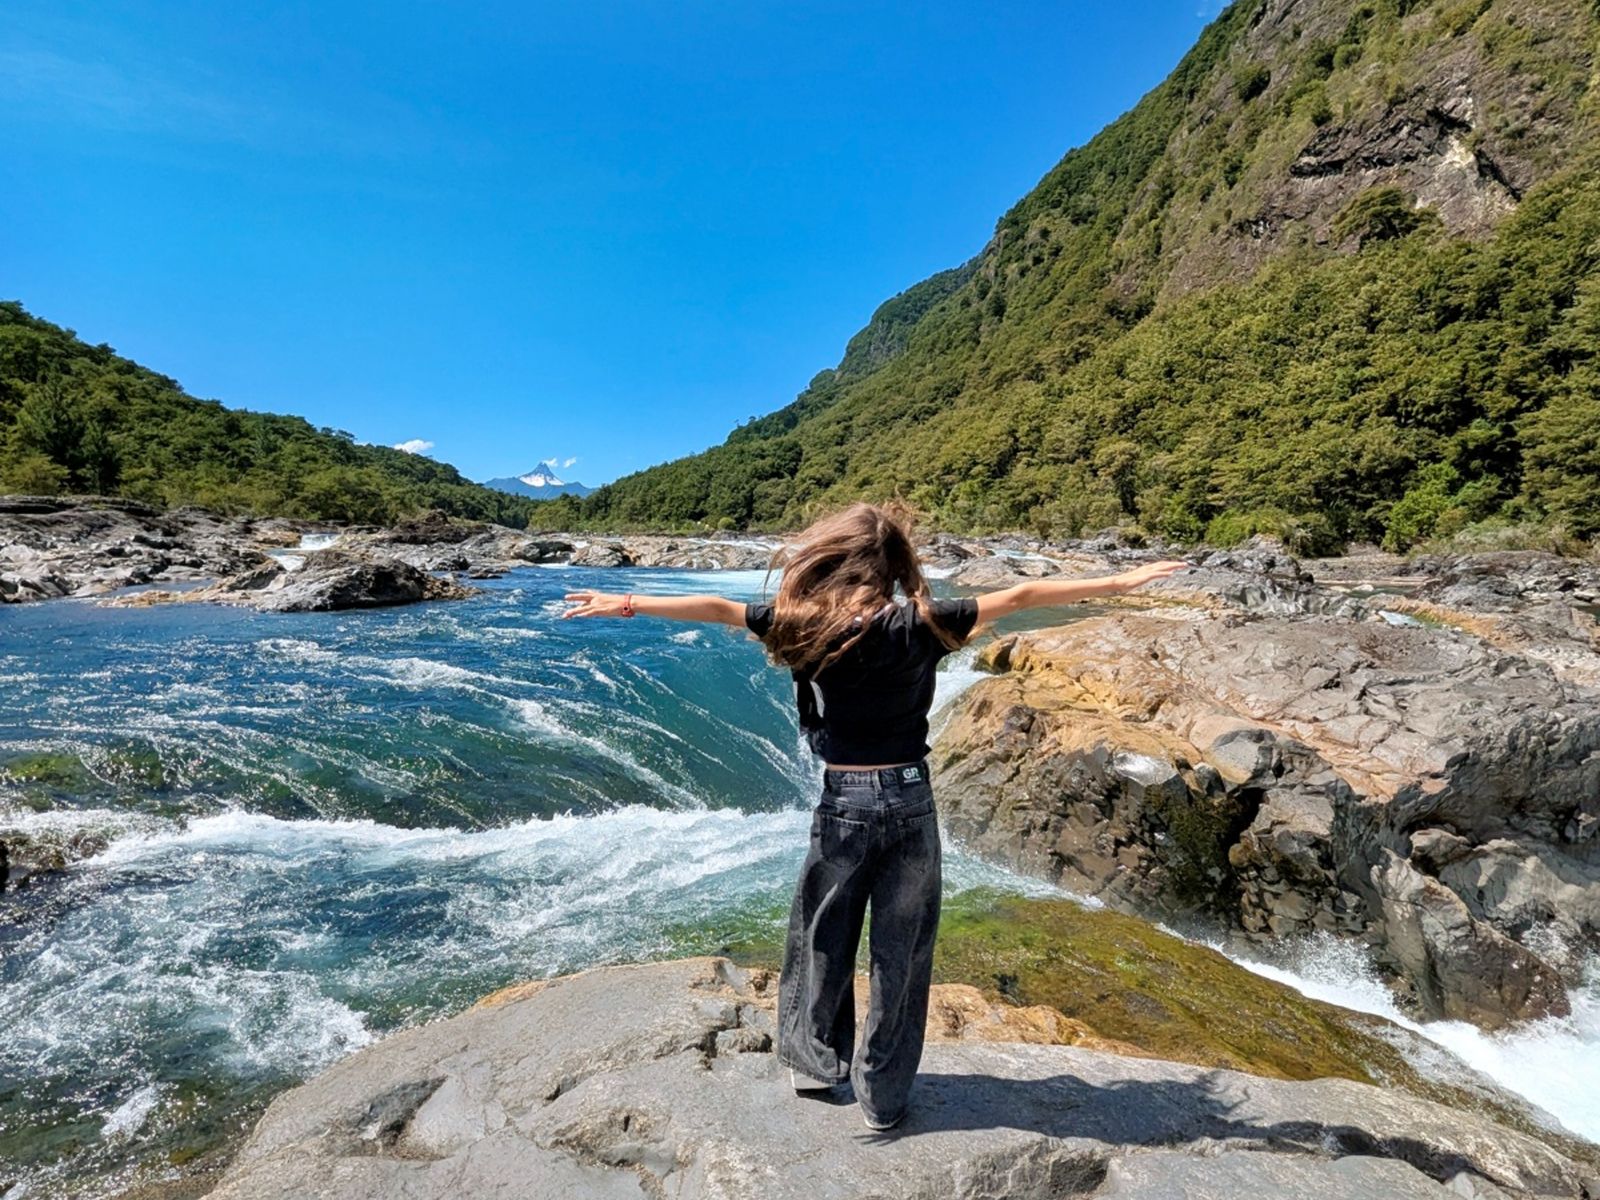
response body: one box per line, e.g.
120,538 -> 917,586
863,1109 -> 904,1131
790,1069 -> 834,1092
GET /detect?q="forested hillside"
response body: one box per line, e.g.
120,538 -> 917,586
541,0 -> 1600,548
0,303 -> 539,526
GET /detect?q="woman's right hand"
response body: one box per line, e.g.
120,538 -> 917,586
562,590 -> 630,618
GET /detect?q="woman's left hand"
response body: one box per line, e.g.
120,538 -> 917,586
1116,560 -> 1189,591
562,590 -> 630,618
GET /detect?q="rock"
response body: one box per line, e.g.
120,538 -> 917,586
1373,851 -> 1570,1027
928,892 -> 1575,1147
0,566 -> 73,602
0,495 -> 273,603
932,612 -> 1600,1026
934,536 -> 1369,618
944,553 -> 1067,589
251,552 -> 478,612
1431,840 -> 1600,975
0,827 -> 109,892
1376,552 -> 1600,687
916,533 -> 989,567
515,537 -> 576,564
568,542 -> 633,568
203,956 -> 1596,1200
107,550 -> 477,612
1134,543 -> 1365,619
612,537 -> 775,569
381,510 -> 491,545
1407,551 -> 1600,606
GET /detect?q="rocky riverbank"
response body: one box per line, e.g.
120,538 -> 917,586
0,497 -> 782,610
0,495 -> 292,603
931,562 -> 1600,1029
200,955 -> 1599,1200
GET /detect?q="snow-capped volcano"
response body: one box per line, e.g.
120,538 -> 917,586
518,468 -> 566,488
481,465 -> 594,500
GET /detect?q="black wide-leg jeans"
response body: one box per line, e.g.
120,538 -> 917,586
776,760 -> 942,1125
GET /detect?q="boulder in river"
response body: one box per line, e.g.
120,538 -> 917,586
107,549 -> 477,612
202,956 -> 1597,1200
250,551 -> 478,612
0,826 -> 108,892
932,610 -> 1600,1028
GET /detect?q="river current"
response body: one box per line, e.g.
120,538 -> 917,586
1,561 -> 1596,1196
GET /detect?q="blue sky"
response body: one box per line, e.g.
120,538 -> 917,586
4,2 -> 1224,486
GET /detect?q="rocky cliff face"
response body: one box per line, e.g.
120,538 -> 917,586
1155,0 -> 1597,296
203,957 -> 1599,1200
931,574 -> 1600,1028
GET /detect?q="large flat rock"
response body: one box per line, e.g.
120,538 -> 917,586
205,957 -> 1594,1200
933,610 -> 1600,1027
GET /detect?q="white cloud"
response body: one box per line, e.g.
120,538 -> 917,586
393,438 -> 434,455
562,456 -> 578,468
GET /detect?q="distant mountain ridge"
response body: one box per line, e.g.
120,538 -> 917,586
542,0 -> 1600,549
481,466 -> 594,500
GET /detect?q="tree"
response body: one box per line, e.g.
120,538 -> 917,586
14,378 -> 87,473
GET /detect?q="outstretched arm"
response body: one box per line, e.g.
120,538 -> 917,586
562,590 -> 746,626
974,560 -> 1188,623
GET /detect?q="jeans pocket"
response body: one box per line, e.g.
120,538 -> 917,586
816,795 -> 871,827
812,805 -> 872,871
894,805 -> 940,864
821,779 -> 879,805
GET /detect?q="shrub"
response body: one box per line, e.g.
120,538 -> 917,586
1233,64 -> 1271,102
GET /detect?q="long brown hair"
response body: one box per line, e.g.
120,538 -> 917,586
755,501 -> 964,673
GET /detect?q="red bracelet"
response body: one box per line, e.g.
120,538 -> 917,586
620,593 -> 635,617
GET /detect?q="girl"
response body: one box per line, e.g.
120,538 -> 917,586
563,502 -> 1185,1130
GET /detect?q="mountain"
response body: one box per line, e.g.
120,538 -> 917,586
481,466 -> 594,500
0,303 -> 542,527
541,0 -> 1600,549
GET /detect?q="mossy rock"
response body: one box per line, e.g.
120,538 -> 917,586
0,751 -> 91,788
932,893 -> 1390,1081
929,893 -> 1597,1163
662,889 -> 1592,1162
97,743 -> 168,791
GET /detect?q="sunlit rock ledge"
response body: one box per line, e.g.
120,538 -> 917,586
199,956 -> 1597,1200
931,605 -> 1600,1030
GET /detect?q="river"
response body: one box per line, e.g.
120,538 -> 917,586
1,562 -> 1595,1197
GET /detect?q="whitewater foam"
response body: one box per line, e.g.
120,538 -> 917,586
1219,934 -> 1600,1142
101,1084 -> 163,1140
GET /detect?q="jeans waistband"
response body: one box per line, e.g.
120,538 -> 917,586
822,759 -> 930,792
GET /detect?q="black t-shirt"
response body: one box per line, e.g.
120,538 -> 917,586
744,596 -> 980,765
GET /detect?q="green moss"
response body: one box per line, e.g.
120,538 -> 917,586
1145,789 -> 1255,909
100,744 -> 167,791
925,893 -> 1599,1166
932,895 -> 1381,1080
1,751 -> 90,787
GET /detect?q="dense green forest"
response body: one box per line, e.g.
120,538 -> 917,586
536,0 -> 1600,549
0,303 -> 539,526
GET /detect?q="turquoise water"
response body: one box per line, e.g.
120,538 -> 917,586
0,566 -> 1055,1198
